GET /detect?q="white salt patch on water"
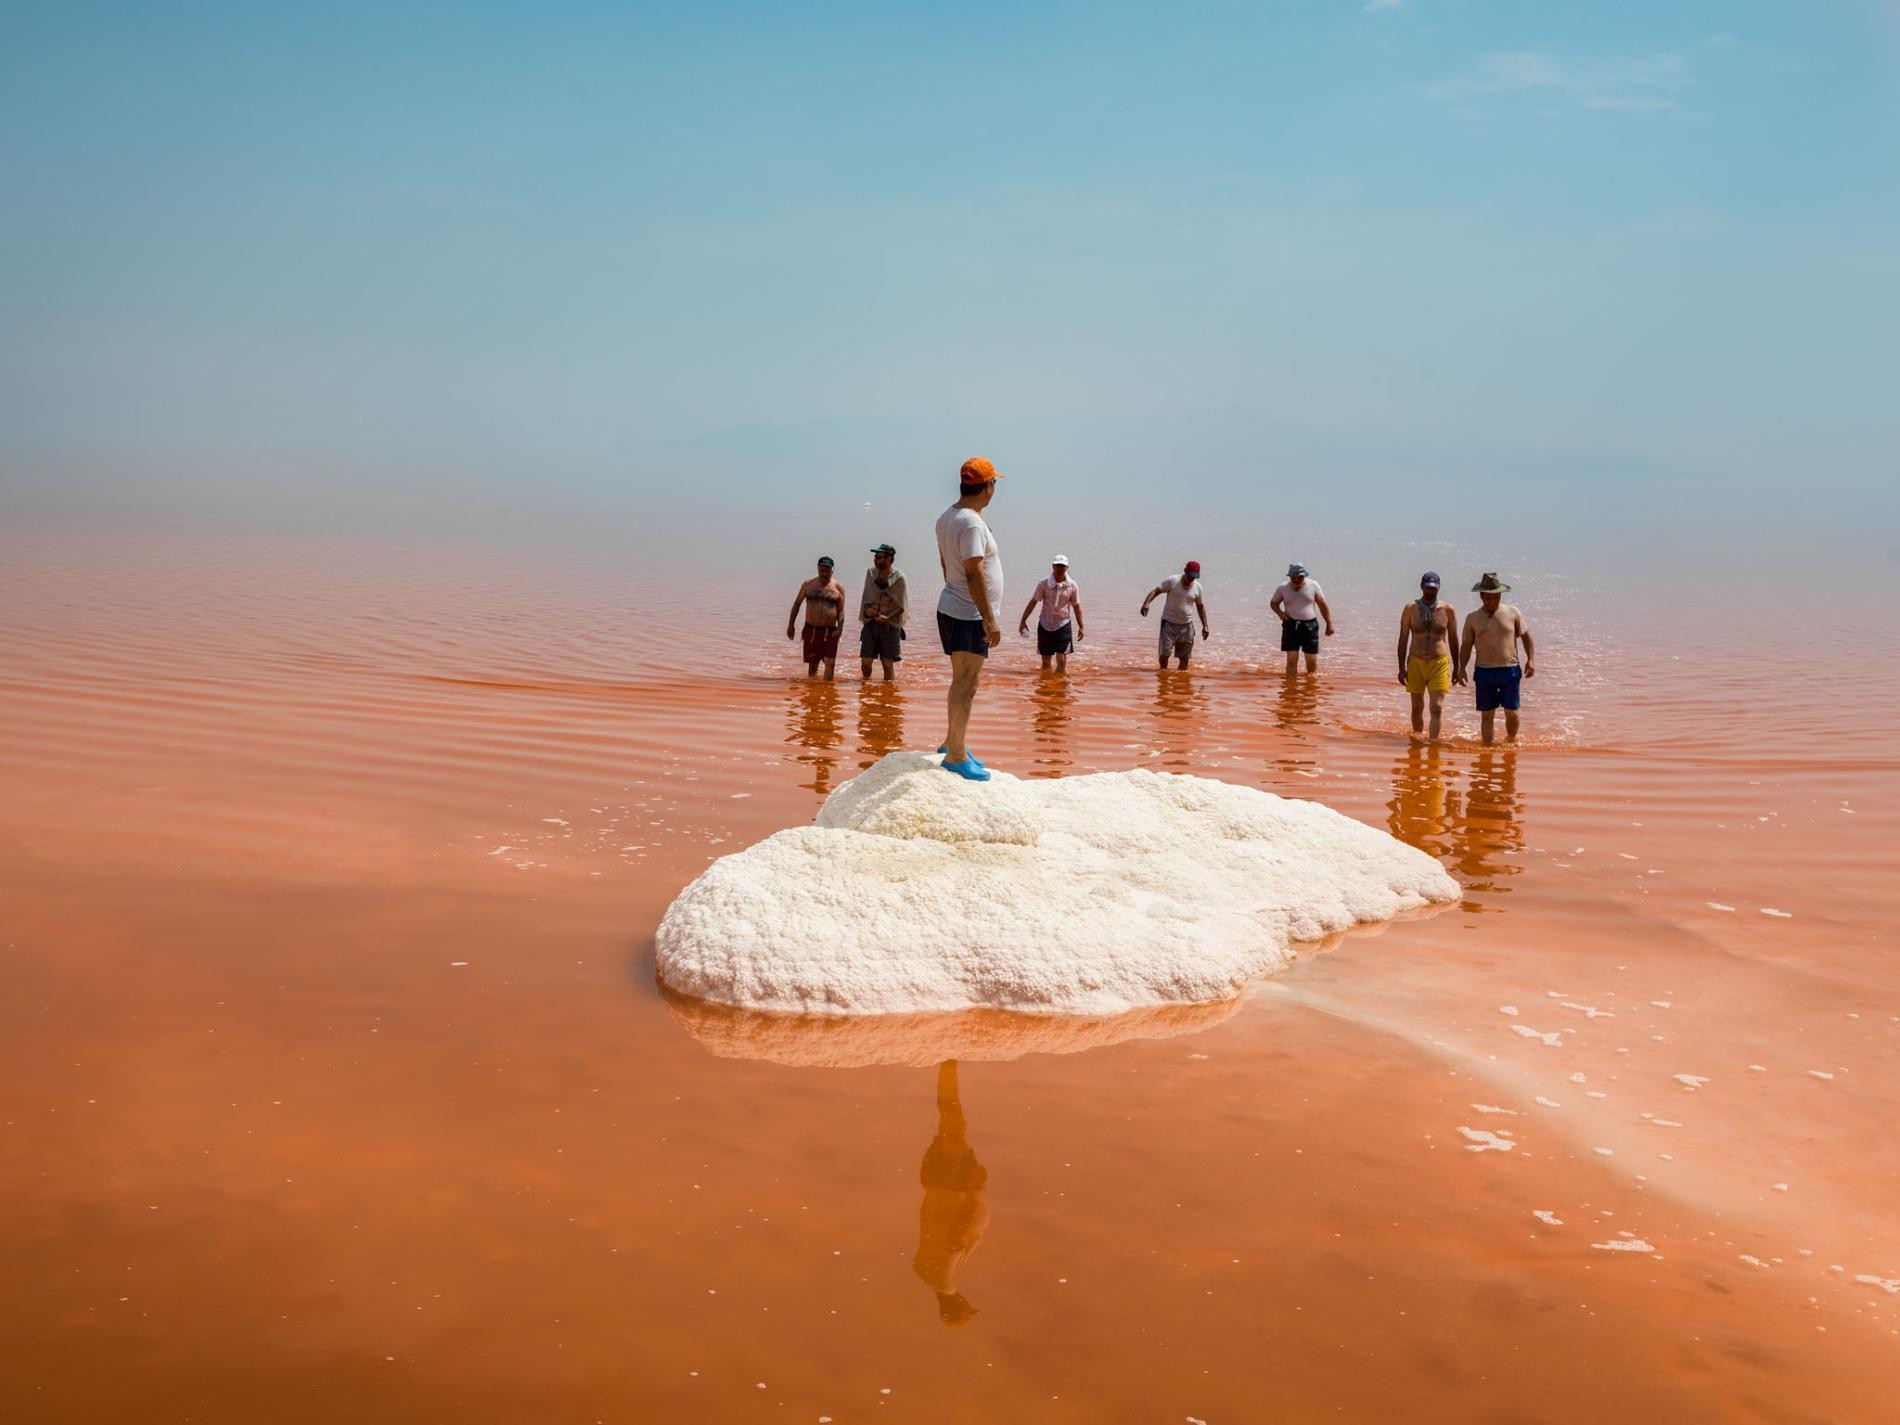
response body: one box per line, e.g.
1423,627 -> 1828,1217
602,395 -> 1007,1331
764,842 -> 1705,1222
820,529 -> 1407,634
1471,1104 -> 1519,1116
1706,902 -> 1735,912
1773,1183 -> 1789,1192
1533,1210 -> 1564,1226
1535,1097 -> 1562,1109
1510,1025 -> 1563,1046
1499,1005 -> 1519,1017
1748,1064 -> 1767,1072
1808,1070 -> 1835,1081
1650,1000 -> 1672,1009
1568,1073 -> 1588,1084
1856,1275 -> 1899,1295
1458,1127 -> 1514,1152
657,754 -> 1460,1015
1674,1074 -> 1710,1090
1761,908 -> 1794,919
1739,1255 -> 1769,1269
1592,1238 -> 1655,1253
1592,1147 -> 1614,1156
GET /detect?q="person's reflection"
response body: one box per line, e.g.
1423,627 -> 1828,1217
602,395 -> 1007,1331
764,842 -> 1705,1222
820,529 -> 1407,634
1387,743 -> 1460,862
1028,670 -> 1074,775
785,679 -> 844,795
1270,669 -> 1330,779
1453,748 -> 1525,909
913,1061 -> 989,1328
856,681 -> 906,769
1150,669 -> 1206,769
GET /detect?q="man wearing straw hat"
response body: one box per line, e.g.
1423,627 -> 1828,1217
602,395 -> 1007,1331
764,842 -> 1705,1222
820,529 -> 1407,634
1458,572 -> 1536,744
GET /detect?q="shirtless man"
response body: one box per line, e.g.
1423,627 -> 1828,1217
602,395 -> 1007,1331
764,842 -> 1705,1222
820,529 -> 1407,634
1140,561 -> 1210,670
1396,570 -> 1463,741
787,555 -> 846,680
1458,572 -> 1536,744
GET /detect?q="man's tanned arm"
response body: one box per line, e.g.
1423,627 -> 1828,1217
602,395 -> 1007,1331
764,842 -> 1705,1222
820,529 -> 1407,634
1316,592 -> 1334,636
1458,617 -> 1477,679
1396,607 -> 1413,684
1520,617 -> 1536,677
787,583 -> 808,639
1139,586 -> 1163,616
1195,592 -> 1210,638
1446,607 -> 1466,685
1018,587 -> 1042,637
965,557 -> 1002,647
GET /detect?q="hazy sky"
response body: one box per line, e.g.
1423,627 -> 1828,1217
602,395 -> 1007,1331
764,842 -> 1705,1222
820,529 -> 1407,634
3,1 -> 1896,556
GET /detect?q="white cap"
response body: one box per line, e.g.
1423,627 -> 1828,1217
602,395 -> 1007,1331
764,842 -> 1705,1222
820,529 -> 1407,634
1051,554 -> 1071,566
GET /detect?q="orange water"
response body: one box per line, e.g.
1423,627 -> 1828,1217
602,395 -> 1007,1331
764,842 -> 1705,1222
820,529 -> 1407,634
3,524 -> 1897,1424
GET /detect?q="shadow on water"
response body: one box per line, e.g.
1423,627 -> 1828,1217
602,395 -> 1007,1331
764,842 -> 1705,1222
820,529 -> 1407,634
1387,743 -> 1459,863
1269,671 -> 1333,781
914,1061 -> 989,1329
785,679 -> 844,795
1149,669 -> 1208,769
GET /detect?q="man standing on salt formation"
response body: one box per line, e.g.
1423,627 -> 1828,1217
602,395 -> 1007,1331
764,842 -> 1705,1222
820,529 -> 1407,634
913,1061 -> 989,1329
1018,554 -> 1084,673
935,456 -> 1005,780
1270,562 -> 1334,675
1140,560 -> 1211,669
1458,572 -> 1535,744
1397,570 -> 1463,741
858,543 -> 908,683
787,555 -> 847,681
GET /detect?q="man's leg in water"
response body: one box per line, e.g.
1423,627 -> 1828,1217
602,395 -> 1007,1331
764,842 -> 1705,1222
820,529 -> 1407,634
807,659 -> 821,678
1505,708 -> 1520,741
943,651 -> 984,762
1040,654 -> 1052,671
1480,708 -> 1496,745
822,656 -> 836,683
1284,649 -> 1299,676
1428,688 -> 1447,741
1304,652 -> 1319,673
880,658 -> 895,682
1409,690 -> 1426,736
861,657 -> 874,680
1054,651 -> 1067,673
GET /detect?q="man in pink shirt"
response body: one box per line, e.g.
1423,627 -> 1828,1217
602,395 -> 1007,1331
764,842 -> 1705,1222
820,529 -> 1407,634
1017,555 -> 1085,673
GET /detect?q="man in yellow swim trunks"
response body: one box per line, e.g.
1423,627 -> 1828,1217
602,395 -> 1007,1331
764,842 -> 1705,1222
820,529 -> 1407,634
1396,570 -> 1464,742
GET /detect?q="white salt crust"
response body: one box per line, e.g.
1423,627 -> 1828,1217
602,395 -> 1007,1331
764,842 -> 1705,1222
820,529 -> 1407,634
656,752 -> 1460,1018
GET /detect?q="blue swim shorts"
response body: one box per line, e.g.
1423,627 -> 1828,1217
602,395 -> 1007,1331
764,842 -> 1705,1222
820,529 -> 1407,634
938,610 -> 990,658
1474,664 -> 1522,712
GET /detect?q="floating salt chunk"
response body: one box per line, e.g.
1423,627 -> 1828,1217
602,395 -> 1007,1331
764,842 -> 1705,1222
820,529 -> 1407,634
1673,1074 -> 1709,1090
1650,1000 -> 1672,1009
1592,1238 -> 1655,1253
1510,1025 -> 1563,1046
1535,1097 -> 1562,1109
1856,1275 -> 1899,1295
1499,1006 -> 1519,1016
1568,1072 -> 1588,1084
1760,908 -> 1793,918
1808,1070 -> 1835,1081
1747,1064 -> 1767,1072
1772,1183 -> 1789,1192
1533,1210 -> 1563,1226
1706,902 -> 1735,912
1739,1255 -> 1769,1269
1592,1147 -> 1614,1156
1471,1104 -> 1518,1116
1458,1127 -> 1514,1152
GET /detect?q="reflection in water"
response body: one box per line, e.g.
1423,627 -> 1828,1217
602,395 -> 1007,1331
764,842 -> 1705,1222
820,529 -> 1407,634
913,1061 -> 989,1328
1270,671 -> 1332,781
1149,670 -> 1208,769
856,682 -> 907,769
1453,749 -> 1525,910
785,680 -> 844,795
1028,671 -> 1074,777
1387,744 -> 1460,862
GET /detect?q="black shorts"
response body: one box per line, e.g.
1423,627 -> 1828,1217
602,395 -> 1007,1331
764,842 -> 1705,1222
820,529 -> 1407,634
860,621 -> 903,662
1036,622 -> 1073,656
1280,617 -> 1320,654
937,610 -> 989,658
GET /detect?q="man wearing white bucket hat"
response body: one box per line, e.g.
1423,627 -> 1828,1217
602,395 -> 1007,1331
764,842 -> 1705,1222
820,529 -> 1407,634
1018,555 -> 1084,673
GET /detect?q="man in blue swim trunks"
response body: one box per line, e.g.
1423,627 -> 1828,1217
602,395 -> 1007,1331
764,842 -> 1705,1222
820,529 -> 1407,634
1458,572 -> 1536,744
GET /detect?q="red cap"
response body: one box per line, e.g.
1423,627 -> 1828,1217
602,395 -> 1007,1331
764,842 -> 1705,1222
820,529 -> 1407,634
1184,560 -> 1201,574
959,456 -> 1003,483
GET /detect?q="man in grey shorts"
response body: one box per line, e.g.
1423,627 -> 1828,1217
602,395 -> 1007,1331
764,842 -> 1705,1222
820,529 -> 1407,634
858,543 -> 908,682
1140,561 -> 1210,669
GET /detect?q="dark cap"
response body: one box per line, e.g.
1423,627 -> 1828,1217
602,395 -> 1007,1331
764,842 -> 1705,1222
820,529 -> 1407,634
870,543 -> 895,556
817,555 -> 834,568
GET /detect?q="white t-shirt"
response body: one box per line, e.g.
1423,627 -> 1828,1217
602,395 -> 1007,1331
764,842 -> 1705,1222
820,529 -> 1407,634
936,505 -> 1002,623
1033,575 -> 1080,630
1274,580 -> 1323,620
1157,574 -> 1204,623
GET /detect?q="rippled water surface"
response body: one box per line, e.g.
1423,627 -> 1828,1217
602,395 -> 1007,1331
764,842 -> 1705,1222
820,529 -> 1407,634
3,522 -> 1897,1424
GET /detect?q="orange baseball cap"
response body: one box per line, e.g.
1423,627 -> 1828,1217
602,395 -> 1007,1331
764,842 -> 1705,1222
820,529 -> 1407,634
959,456 -> 1004,483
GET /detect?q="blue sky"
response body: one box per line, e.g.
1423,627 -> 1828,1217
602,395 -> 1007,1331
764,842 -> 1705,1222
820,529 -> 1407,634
2,1 -> 1896,558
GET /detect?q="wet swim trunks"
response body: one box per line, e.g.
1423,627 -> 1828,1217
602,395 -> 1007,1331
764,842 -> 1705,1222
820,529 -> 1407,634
801,623 -> 841,663
1406,655 -> 1451,694
1159,618 -> 1196,661
1474,664 -> 1522,711
937,610 -> 990,658
1280,617 -> 1320,655
1037,622 -> 1073,656
860,621 -> 903,662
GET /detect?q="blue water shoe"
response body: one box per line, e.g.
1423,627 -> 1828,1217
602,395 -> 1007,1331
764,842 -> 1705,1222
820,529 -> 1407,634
940,756 -> 991,782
